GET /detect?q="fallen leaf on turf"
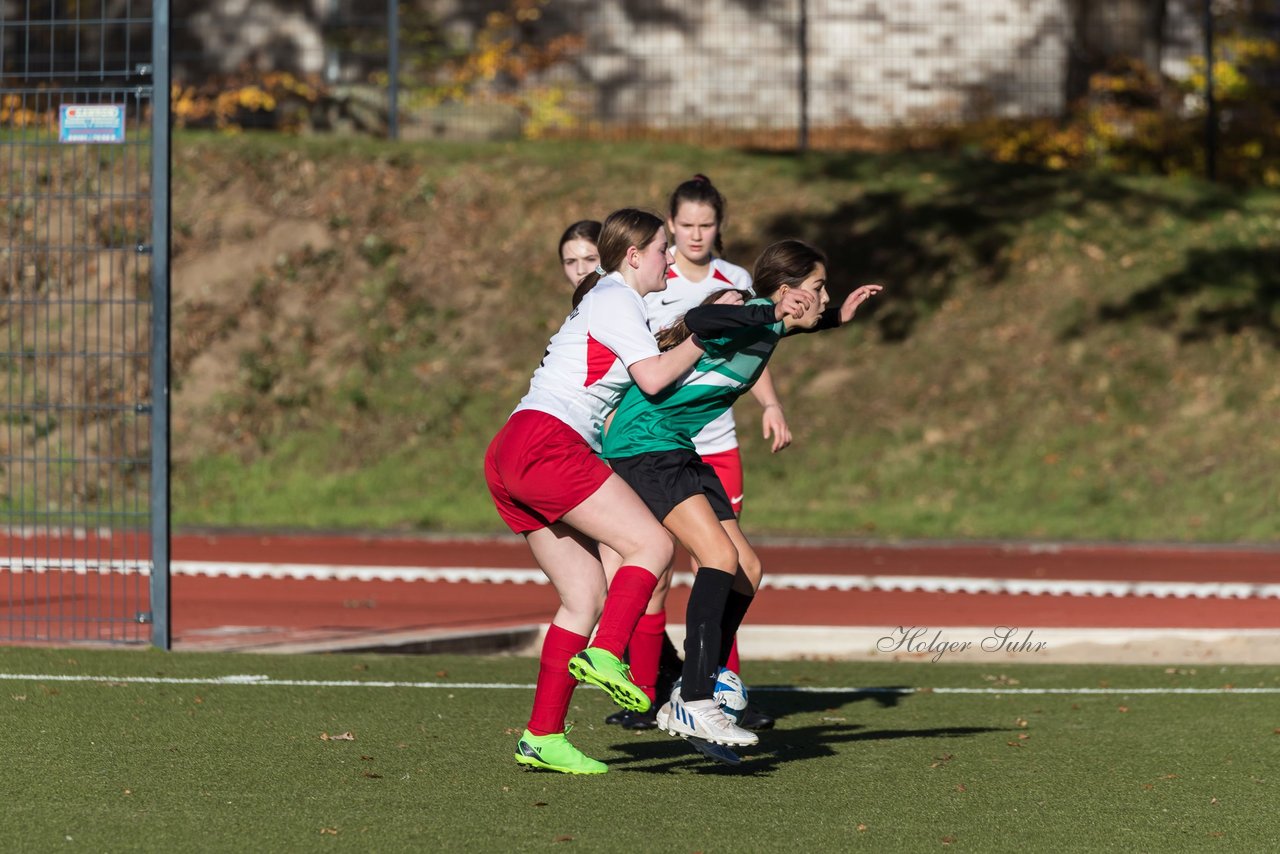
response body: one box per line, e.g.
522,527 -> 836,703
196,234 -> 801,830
436,670 -> 448,678
856,823 -> 868,832
320,827 -> 339,835
533,802 -> 548,807
1006,741 -> 1025,748
955,784 -> 967,793
1142,784 -> 1154,790
942,835 -> 956,845
501,786 -> 510,793
1210,797 -> 1220,805
1018,733 -> 1030,740
12,695 -> 25,701
1208,832 -> 1225,838
504,727 -> 521,735
1118,706 -> 1130,713
1160,774 -> 1178,779
554,836 -> 574,843
361,771 -> 383,779
320,731 -> 356,741
361,755 -> 373,761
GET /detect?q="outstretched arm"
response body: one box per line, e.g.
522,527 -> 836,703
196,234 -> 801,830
684,290 -> 814,337
791,284 -> 884,334
839,284 -> 883,323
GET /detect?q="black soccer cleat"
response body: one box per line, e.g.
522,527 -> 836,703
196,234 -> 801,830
738,705 -> 775,731
616,708 -> 658,730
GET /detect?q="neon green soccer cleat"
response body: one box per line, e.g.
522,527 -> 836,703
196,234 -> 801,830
567,647 -> 652,712
514,729 -> 607,775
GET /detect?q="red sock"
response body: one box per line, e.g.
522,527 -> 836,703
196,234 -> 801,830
628,612 -> 666,701
591,565 -> 659,657
726,637 -> 742,675
527,624 -> 588,736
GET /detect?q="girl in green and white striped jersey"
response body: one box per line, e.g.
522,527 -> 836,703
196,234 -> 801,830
602,239 -> 882,748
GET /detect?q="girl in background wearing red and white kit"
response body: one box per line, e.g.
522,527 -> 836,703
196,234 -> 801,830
487,208 -> 719,775
558,219 -> 602,287
610,175 -> 786,731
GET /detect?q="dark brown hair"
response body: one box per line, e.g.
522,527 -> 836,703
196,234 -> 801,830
570,208 -> 665,308
751,239 -> 827,299
557,219 -> 601,258
668,174 -> 726,257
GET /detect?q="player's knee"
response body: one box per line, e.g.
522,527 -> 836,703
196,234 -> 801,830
563,583 -> 606,624
703,542 -> 739,574
627,534 -> 673,575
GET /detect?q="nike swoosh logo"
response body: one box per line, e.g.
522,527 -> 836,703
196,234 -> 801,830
659,297 -> 683,305
731,495 -> 744,504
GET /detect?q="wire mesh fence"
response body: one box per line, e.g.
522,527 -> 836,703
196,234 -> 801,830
152,1 -> 1280,182
1,1 -> 165,645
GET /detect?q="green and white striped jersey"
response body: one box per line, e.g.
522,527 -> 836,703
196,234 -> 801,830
602,298 -> 787,459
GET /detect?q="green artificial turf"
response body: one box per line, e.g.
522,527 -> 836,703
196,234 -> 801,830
2,646 -> 1275,851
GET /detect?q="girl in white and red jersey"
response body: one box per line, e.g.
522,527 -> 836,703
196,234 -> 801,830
609,175 -> 788,732
487,208 -> 763,775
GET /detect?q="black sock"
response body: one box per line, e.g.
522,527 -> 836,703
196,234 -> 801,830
681,567 -> 735,701
719,586 -> 754,670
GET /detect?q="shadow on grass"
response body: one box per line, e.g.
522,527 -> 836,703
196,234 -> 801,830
1091,246 -> 1280,345
609,722 -> 1007,777
606,685 -> 1006,776
743,152 -> 1240,343
750,685 -> 912,717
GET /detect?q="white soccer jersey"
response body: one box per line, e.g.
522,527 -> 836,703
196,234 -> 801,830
514,274 -> 660,453
643,257 -> 753,454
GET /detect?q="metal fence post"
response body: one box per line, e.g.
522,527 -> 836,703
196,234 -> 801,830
150,0 -> 173,649
798,0 -> 810,153
1203,0 -> 1217,182
388,0 -> 400,140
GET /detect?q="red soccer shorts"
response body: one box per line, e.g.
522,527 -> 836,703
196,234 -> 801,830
485,409 -> 612,534
700,446 -> 744,516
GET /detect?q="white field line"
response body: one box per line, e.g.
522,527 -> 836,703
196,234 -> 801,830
0,672 -> 1277,694
2,558 -> 1278,600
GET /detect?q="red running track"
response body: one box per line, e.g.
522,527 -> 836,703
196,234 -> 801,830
2,532 -> 1278,649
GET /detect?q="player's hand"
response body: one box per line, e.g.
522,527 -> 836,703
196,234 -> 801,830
713,289 -> 745,306
775,289 -> 814,321
839,284 -> 883,324
761,405 -> 792,453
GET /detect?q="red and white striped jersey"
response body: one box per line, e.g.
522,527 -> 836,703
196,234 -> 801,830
642,257 -> 753,454
514,274 -> 660,452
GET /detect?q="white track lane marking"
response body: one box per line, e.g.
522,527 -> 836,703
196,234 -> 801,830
0,673 -> 1276,694
2,559 -> 1278,600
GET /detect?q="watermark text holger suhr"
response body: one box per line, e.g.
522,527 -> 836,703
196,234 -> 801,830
877,627 -> 1047,663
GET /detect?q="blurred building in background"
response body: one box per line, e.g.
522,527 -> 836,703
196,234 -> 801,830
3,1 -> 1279,178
